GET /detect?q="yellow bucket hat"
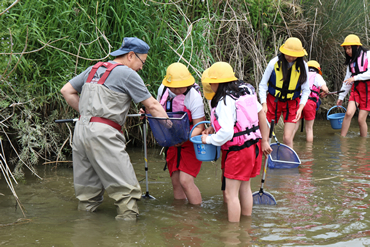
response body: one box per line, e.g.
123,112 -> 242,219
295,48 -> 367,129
202,62 -> 238,84
201,68 -> 215,100
279,37 -> 307,57
341,34 -> 362,46
162,62 -> 195,88
307,60 -> 322,75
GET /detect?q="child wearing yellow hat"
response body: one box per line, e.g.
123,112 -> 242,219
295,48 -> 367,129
336,34 -> 370,137
294,60 -> 329,142
157,62 -> 205,205
201,62 -> 271,222
258,37 -> 310,148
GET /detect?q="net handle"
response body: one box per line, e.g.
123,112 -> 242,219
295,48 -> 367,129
259,119 -> 274,192
146,111 -> 187,120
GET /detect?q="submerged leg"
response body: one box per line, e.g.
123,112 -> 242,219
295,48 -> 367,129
341,101 -> 356,137
239,180 -> 252,216
224,178 -> 242,222
358,109 -> 369,137
171,171 -> 187,200
179,171 -> 202,205
305,120 -> 314,142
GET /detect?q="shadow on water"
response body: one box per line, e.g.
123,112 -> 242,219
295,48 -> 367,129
1,120 -> 370,246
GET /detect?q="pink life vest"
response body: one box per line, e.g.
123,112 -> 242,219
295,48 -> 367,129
211,86 -> 262,151
308,71 -> 320,103
350,50 -> 368,76
159,85 -> 201,126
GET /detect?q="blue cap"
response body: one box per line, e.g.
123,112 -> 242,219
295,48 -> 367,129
110,37 -> 150,56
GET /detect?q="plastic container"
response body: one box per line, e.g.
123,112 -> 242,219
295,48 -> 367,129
189,121 -> 221,162
326,106 -> 346,130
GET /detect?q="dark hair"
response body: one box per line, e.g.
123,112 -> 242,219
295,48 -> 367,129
344,45 -> 368,65
210,81 -> 240,108
278,53 -> 307,85
308,67 -> 319,74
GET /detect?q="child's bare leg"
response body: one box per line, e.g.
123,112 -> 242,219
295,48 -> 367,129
293,119 -> 302,137
225,178 -> 242,222
358,109 -> 369,137
283,122 -> 296,148
305,120 -> 314,142
239,180 -> 252,216
171,171 -> 187,200
341,101 -> 356,137
179,171 -> 202,205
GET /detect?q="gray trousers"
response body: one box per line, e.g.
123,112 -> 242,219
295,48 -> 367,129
73,121 -> 142,219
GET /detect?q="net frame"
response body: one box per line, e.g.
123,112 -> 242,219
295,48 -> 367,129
267,143 -> 301,169
252,191 -> 277,205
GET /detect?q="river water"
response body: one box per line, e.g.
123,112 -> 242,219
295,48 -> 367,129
1,120 -> 370,246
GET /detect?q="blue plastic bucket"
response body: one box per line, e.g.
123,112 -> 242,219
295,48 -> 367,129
189,121 -> 221,162
326,106 -> 346,130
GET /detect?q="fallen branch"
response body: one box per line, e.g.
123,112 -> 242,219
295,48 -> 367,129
0,218 -> 32,227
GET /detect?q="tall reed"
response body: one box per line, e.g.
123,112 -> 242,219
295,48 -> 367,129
301,0 -> 370,92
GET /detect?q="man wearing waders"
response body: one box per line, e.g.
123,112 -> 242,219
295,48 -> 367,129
61,37 -> 168,221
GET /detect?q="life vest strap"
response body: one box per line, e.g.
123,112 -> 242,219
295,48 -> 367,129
310,89 -> 320,95
228,138 -> 260,152
269,83 -> 299,95
233,125 -> 260,137
308,97 -> 317,103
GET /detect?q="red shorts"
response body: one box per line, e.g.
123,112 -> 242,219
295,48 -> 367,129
166,140 -> 202,178
301,99 -> 317,121
349,81 -> 370,111
266,94 -> 300,123
221,141 -> 262,181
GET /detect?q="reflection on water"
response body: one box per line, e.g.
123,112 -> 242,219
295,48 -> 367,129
1,120 -> 370,246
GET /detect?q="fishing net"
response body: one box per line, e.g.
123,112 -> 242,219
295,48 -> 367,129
147,111 -> 189,147
268,143 -> 301,169
252,191 -> 277,205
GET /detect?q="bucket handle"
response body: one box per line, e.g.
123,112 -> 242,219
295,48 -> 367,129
327,105 -> 346,120
189,121 -> 210,139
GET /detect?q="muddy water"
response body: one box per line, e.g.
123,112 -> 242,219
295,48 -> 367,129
1,120 -> 370,246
